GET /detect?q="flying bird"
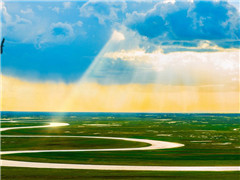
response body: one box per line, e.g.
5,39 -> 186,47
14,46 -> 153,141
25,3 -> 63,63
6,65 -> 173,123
1,38 -> 5,54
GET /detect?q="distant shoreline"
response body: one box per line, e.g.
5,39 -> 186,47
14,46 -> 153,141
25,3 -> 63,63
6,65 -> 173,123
1,111 -> 239,115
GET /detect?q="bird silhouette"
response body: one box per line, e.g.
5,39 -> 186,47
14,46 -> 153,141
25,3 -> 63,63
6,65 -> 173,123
1,38 -> 5,54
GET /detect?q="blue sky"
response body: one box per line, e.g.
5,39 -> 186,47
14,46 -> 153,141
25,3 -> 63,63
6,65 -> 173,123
1,0 -> 240,83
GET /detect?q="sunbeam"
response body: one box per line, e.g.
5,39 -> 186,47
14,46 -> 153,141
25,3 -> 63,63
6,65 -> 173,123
41,28 -> 240,113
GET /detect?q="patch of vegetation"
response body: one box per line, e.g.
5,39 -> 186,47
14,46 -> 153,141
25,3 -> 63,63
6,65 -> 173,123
1,137 -> 149,151
2,167 -> 240,180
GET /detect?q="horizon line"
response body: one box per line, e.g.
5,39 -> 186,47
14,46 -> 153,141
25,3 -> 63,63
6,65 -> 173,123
1,110 -> 239,114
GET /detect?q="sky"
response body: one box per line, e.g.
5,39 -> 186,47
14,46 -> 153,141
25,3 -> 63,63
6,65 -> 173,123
1,0 -> 240,112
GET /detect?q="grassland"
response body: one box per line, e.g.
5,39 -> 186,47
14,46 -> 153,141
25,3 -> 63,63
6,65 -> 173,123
1,167 -> 240,180
1,112 -> 240,179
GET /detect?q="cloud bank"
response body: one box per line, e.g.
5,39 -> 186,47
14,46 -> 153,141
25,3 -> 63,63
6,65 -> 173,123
127,1 -> 240,48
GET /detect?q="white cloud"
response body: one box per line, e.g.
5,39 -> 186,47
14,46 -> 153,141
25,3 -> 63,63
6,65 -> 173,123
37,5 -> 43,11
33,22 -> 75,47
1,2 -> 83,47
63,2 -> 71,9
51,22 -> 74,37
111,30 -> 125,41
163,0 -> 176,4
79,1 -> 127,24
20,8 -> 33,14
75,21 -> 83,27
16,15 -> 32,24
1,2 -> 12,23
52,7 -> 60,13
103,48 -> 239,85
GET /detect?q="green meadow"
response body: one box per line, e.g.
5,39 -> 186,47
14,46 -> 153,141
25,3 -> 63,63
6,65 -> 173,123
1,112 -> 240,179
1,167 -> 239,180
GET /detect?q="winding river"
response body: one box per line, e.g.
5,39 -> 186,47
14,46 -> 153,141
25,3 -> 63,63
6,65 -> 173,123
1,123 -> 239,171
